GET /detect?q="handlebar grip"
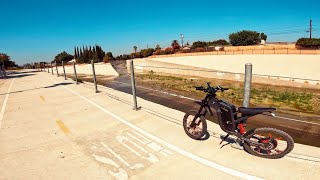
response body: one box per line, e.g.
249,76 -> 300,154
195,86 -> 204,90
224,88 -> 229,91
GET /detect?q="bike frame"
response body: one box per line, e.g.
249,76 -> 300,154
192,93 -> 264,146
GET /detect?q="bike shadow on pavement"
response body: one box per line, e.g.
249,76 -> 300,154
219,135 -> 238,149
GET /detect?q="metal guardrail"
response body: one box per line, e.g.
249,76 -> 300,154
43,60 -> 319,126
133,65 -> 320,83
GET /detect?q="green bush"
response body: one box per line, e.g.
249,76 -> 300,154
191,41 -> 207,49
207,39 -> 230,46
229,30 -> 261,46
296,38 -> 320,49
52,51 -> 74,65
140,48 -> 155,57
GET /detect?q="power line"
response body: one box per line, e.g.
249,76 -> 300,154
260,25 -> 306,31
268,31 -> 306,35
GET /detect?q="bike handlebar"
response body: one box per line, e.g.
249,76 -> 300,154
195,84 -> 229,94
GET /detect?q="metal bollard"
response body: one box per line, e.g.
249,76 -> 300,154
130,60 -> 139,110
243,63 -> 252,108
73,62 -> 78,84
62,61 -> 66,80
0,65 -> 3,78
1,65 -> 6,77
3,65 -> 6,77
51,62 -> 54,75
91,60 -> 98,93
55,61 -> 59,77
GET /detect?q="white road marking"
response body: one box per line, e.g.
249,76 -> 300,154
159,149 -> 173,157
100,142 -> 144,170
160,151 -> 169,157
92,154 -> 120,168
132,130 -> 151,143
92,154 -> 129,180
117,136 -> 144,157
108,168 -> 128,180
0,79 -> 15,129
117,135 -> 159,163
54,79 -> 263,180
147,142 -> 164,152
274,115 -> 320,126
128,131 -> 173,157
162,149 -> 173,155
127,132 -> 147,145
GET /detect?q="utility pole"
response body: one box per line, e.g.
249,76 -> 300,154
309,19 -> 312,39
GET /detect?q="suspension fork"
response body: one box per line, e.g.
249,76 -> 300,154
190,106 -> 207,127
190,95 -> 212,126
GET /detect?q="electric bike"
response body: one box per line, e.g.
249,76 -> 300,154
183,83 -> 294,159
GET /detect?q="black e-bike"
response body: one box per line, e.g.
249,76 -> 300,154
183,83 -> 294,159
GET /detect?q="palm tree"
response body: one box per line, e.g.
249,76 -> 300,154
171,40 -> 180,50
133,46 -> 137,53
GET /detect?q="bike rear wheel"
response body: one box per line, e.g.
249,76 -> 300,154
183,110 -> 207,140
243,127 -> 294,159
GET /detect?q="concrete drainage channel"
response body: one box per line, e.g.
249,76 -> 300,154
37,60 -> 320,148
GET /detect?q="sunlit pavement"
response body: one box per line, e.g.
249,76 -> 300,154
0,70 -> 319,180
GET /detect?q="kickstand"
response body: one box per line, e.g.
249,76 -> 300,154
219,133 -> 230,145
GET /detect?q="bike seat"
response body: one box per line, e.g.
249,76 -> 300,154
238,107 -> 276,116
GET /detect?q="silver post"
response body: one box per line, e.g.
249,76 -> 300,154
3,65 -> 6,77
243,63 -> 252,107
55,61 -> 59,77
51,62 -> 53,75
62,61 -> 66,80
91,60 -> 98,93
73,61 -> 78,84
0,65 -> 3,78
130,60 -> 139,110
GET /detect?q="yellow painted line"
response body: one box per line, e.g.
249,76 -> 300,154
56,120 -> 70,134
40,96 -> 45,101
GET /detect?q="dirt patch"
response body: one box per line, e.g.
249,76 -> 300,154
135,72 -> 320,117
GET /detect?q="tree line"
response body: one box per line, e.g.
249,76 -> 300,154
53,44 -> 116,64
50,29 -> 318,64
74,45 -> 106,63
0,53 -> 17,68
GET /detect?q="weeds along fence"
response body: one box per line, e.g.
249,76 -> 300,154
39,60 -> 320,126
151,48 -> 320,58
131,64 -> 320,86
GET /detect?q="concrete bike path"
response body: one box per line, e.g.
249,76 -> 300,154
0,70 -> 319,180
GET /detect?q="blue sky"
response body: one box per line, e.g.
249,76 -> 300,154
0,0 -> 319,65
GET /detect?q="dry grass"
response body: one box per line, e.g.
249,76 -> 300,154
136,72 -> 320,115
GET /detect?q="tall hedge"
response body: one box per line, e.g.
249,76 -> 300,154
229,30 -> 261,46
296,38 -> 320,49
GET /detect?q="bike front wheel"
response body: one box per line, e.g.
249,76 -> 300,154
183,110 -> 207,140
243,127 -> 294,159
